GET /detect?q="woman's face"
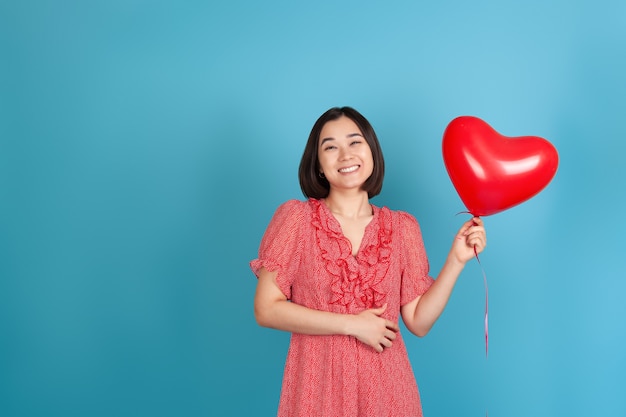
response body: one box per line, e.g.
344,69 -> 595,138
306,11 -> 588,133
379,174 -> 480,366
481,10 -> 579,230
317,116 -> 374,194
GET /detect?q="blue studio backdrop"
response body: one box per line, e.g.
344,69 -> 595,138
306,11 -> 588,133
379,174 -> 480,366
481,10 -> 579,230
1,1 -> 625,416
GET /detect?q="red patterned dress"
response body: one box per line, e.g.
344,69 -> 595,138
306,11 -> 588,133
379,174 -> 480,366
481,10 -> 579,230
251,199 -> 434,417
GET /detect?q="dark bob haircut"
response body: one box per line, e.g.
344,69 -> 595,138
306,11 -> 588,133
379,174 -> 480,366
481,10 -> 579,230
299,106 -> 385,199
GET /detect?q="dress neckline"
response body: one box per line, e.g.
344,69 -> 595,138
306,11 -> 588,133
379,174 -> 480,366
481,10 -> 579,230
318,198 -> 379,257
308,198 -> 392,309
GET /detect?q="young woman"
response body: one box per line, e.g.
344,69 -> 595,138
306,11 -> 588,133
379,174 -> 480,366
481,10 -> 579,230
251,106 -> 486,417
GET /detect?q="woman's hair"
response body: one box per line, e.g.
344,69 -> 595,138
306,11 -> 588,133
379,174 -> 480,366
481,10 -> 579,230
298,106 -> 385,199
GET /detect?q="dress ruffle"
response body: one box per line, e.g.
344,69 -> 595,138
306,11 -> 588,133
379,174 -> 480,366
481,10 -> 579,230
310,199 -> 392,309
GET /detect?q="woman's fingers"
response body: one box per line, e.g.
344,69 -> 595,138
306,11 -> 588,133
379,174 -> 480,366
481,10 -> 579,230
353,305 -> 400,352
384,328 -> 397,340
464,217 -> 487,250
375,325 -> 398,351
471,231 -> 487,249
380,337 -> 393,349
385,320 -> 399,333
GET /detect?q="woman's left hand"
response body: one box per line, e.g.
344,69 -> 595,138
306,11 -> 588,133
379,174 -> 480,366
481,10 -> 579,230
450,217 -> 487,264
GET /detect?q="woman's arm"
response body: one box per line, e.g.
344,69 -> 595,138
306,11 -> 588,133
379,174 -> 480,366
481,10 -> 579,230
401,217 -> 486,337
254,267 -> 399,352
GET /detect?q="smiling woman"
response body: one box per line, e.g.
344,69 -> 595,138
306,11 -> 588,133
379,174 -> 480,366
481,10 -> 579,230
251,106 -> 487,417
317,117 -> 375,195
299,107 -> 385,200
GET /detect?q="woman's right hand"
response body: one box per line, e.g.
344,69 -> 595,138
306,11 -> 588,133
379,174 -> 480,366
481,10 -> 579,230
347,304 -> 399,353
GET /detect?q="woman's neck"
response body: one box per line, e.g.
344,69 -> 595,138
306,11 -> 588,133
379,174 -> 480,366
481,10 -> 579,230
324,191 -> 372,220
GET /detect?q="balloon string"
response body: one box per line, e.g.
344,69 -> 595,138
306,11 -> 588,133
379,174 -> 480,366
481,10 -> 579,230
474,245 -> 488,357
458,213 -> 489,415
474,245 -> 488,417
460,212 -> 489,357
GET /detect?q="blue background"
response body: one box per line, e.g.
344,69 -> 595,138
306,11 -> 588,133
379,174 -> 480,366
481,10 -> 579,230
1,1 -> 625,416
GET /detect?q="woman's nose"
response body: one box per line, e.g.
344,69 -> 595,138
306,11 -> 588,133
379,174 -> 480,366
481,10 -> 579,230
338,146 -> 352,160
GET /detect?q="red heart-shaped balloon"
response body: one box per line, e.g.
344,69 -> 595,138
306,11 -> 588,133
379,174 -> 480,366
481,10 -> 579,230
442,116 -> 559,216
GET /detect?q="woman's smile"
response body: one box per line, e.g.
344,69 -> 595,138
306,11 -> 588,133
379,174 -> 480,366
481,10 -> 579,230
317,116 -> 374,192
338,165 -> 360,173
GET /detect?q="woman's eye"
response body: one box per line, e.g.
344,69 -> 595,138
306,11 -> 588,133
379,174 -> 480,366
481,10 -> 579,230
323,145 -> 336,151
350,140 -> 362,146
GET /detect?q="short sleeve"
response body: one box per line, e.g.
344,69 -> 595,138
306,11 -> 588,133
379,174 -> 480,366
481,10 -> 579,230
397,211 -> 435,305
250,200 -> 306,299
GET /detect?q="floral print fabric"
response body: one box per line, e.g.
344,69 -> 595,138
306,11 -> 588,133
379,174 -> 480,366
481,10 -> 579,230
251,199 -> 434,416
